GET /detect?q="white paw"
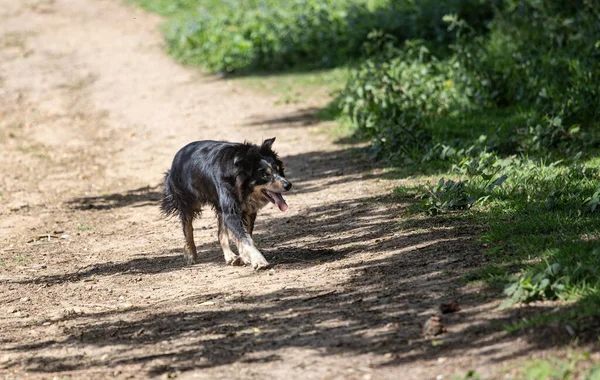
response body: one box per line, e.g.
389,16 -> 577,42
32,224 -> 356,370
251,254 -> 270,270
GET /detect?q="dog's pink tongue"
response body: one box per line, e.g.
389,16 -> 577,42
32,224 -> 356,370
271,192 -> 288,211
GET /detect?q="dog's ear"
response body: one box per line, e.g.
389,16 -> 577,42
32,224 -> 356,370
260,137 -> 276,153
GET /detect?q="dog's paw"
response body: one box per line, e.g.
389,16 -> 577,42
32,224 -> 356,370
183,246 -> 198,265
251,257 -> 270,271
239,252 -> 252,266
226,256 -> 244,266
185,255 -> 198,265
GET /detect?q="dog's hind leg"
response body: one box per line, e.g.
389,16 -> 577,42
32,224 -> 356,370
181,216 -> 198,265
218,214 -> 242,266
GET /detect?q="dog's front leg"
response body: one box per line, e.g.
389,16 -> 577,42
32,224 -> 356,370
217,214 -> 242,266
230,212 -> 255,264
219,191 -> 269,270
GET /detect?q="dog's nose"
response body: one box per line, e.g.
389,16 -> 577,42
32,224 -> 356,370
283,181 -> 292,191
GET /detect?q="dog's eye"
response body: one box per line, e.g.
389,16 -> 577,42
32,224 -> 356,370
262,172 -> 271,179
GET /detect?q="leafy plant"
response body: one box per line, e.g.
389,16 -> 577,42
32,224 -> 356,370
162,0 -> 406,73
421,178 -> 476,215
503,247 -> 600,307
583,185 -> 600,213
502,260 -> 568,306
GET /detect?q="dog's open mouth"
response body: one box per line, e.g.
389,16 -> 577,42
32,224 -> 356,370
262,190 -> 288,211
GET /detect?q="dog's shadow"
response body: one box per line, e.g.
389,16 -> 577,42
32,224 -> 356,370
66,185 -> 162,210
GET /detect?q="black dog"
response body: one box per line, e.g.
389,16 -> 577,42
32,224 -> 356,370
161,138 -> 292,270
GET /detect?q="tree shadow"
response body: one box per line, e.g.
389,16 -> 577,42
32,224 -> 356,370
8,260 -> 597,376
31,105 -> 598,377
8,191 -> 597,377
281,147 -> 404,195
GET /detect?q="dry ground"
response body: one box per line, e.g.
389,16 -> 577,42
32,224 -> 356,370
0,0 -> 593,379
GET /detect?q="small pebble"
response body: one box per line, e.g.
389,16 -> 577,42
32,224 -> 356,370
423,316 -> 446,337
439,301 -> 460,314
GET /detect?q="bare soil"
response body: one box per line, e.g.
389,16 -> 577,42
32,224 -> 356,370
0,1 -> 594,379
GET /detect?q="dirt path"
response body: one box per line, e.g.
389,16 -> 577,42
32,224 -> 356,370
0,1 -> 585,379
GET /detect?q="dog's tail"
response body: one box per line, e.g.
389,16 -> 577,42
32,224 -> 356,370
161,170 -> 199,221
160,170 -> 180,218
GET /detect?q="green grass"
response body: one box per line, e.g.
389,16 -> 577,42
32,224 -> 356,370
390,103 -> 600,327
77,224 -> 93,231
514,350 -> 600,380
400,149 -> 600,328
126,0 -> 208,16
234,65 -> 350,106
423,106 -> 539,154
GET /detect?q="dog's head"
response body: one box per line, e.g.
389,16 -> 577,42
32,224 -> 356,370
249,137 -> 292,211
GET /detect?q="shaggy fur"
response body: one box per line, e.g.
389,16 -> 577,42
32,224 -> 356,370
161,138 -> 291,269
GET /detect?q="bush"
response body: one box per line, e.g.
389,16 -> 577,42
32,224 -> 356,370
338,0 -> 600,159
160,0 -> 498,73
339,36 -> 475,158
165,0 -> 385,72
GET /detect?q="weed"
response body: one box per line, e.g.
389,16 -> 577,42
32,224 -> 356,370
77,224 -> 93,231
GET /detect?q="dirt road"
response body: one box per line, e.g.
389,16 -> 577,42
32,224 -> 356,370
0,1 -> 584,379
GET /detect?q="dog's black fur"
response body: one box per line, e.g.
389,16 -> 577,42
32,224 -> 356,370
161,138 -> 291,269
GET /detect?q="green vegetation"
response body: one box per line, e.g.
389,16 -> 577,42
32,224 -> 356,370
134,0 -> 498,73
404,152 -> 600,306
127,0 -> 206,16
515,350 -> 600,380
77,223 -> 93,231
131,0 -> 600,330
335,0 -> 600,326
235,66 -> 350,104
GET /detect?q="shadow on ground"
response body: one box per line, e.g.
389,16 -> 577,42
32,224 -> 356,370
18,111 -> 596,376
11,251 -> 185,285
7,192 -> 598,376
246,108 -> 322,128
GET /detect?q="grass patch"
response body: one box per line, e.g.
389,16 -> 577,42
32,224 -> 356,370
77,224 -> 93,232
234,65 -> 350,105
462,265 -> 508,288
511,350 -> 600,380
126,0 -> 207,16
405,151 -> 600,328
